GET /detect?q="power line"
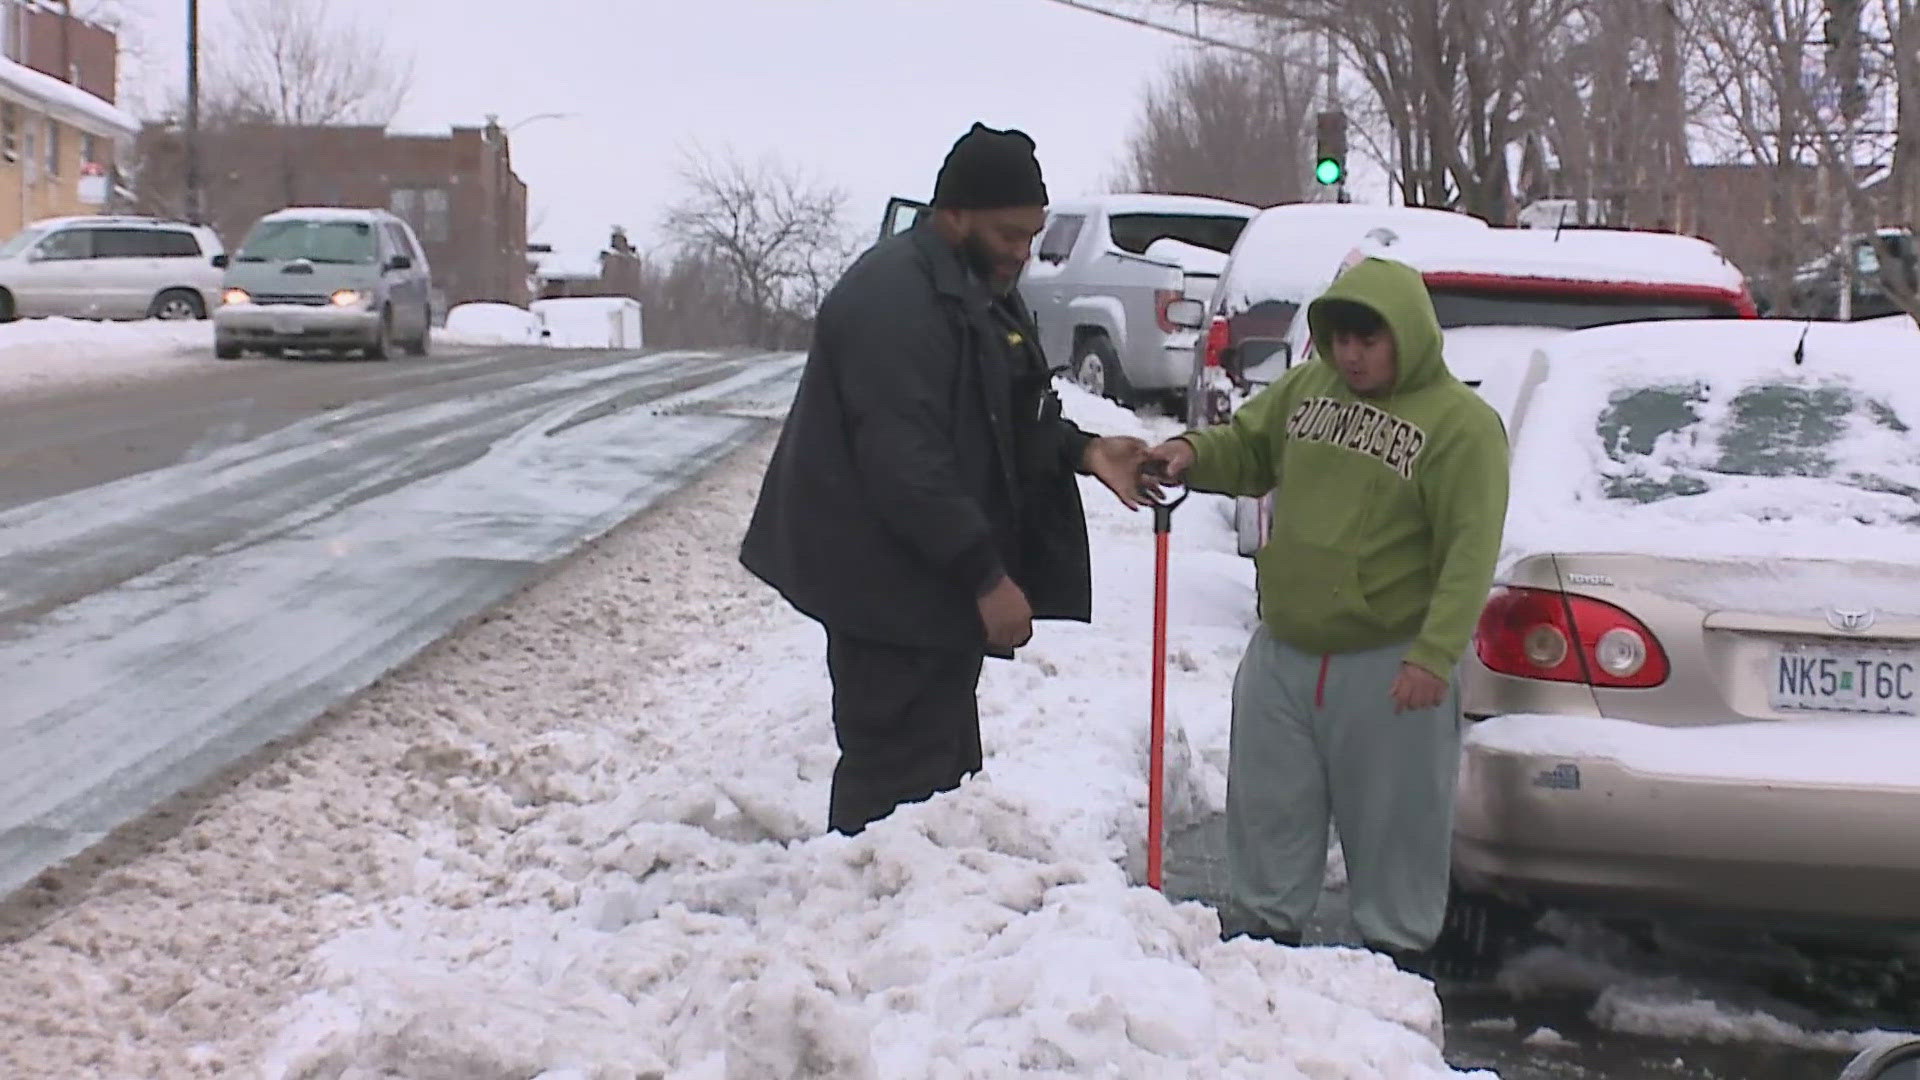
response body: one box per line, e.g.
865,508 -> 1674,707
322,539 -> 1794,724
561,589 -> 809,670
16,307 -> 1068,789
1035,0 -> 1266,57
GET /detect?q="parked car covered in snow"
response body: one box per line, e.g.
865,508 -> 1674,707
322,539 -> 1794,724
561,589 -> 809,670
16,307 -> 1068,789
1181,220 -> 1760,556
1784,227 -> 1917,322
880,193 -> 1257,411
1445,317 -> 1920,955
0,215 -> 226,323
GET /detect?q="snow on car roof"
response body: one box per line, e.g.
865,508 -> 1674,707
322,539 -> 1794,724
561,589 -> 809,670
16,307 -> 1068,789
1051,193 -> 1259,219
1216,204 -> 1491,315
258,207 -> 389,222
1363,228 -> 1748,293
1503,317 -> 1920,566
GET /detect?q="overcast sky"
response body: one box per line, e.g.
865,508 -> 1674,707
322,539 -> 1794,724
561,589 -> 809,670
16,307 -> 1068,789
115,0 -> 1215,259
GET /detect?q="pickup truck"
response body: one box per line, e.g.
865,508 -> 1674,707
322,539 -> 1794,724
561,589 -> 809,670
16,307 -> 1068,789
881,193 -> 1257,412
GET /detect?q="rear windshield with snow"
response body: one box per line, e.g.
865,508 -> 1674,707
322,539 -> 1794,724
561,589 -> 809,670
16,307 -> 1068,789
1594,375 -> 1919,525
1429,288 -> 1738,331
1107,214 -> 1248,257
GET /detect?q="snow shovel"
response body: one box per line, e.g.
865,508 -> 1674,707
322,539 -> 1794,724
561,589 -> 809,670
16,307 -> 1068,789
1142,474 -> 1187,892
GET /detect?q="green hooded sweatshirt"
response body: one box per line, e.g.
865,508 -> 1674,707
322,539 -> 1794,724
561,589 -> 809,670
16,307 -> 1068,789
1181,257 -> 1509,679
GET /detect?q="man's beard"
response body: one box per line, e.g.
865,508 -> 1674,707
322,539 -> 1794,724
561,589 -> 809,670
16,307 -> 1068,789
961,231 -> 1018,296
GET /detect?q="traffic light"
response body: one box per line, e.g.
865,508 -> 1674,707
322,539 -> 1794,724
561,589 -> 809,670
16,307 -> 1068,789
1314,110 -> 1347,187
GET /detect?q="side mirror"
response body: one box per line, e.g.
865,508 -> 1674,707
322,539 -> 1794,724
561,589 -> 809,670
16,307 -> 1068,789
211,253 -> 229,269
1165,297 -> 1207,331
387,254 -> 413,272
1839,1037 -> 1920,1080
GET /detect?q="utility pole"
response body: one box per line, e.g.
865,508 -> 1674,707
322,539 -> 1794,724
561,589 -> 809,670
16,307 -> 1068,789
186,0 -> 202,225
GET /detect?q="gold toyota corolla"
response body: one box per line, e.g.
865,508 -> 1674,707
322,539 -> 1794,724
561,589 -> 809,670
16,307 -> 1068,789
1450,318 -> 1920,941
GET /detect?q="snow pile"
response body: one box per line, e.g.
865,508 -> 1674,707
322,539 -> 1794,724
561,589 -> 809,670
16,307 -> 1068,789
1145,236 -> 1230,276
0,317 -> 214,398
253,386 -> 1478,1079
1504,317 -> 1920,566
444,301 -> 544,346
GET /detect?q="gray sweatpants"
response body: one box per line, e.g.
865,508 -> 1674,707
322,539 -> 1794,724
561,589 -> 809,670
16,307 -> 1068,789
1226,626 -> 1462,952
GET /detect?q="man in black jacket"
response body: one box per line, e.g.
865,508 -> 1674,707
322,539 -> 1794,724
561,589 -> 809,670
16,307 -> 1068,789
740,123 -> 1152,835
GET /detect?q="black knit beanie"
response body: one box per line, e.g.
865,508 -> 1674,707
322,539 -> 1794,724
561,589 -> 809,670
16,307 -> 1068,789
932,123 -> 1049,210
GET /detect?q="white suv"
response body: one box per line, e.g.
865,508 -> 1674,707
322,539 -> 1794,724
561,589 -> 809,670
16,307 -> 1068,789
0,216 -> 227,322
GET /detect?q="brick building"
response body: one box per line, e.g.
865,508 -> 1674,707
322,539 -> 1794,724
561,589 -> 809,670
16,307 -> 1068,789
0,0 -> 132,237
135,120 -> 532,309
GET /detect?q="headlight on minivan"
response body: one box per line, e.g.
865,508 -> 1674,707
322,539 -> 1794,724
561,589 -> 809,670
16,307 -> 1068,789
330,289 -> 367,308
222,288 -> 251,306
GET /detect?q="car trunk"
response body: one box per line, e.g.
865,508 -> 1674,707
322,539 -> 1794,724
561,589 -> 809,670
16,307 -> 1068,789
1547,552 -> 1920,725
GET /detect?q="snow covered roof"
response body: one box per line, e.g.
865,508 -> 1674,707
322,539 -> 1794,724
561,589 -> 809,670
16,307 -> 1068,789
0,57 -> 137,140
1503,317 -> 1920,565
1364,227 -> 1749,293
1051,193 -> 1259,219
531,248 -> 603,281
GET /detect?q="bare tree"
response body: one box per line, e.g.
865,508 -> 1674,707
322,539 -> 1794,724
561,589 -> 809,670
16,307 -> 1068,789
1169,0 -> 1580,221
208,0 -> 413,126
660,147 -> 855,348
1118,37 -> 1320,205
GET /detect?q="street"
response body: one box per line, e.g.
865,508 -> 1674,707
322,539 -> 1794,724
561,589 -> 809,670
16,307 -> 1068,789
0,345 -> 803,900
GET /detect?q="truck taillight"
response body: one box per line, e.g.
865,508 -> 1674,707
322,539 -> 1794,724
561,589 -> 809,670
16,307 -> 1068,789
1474,587 -> 1670,689
1153,289 -> 1184,333
1203,315 -> 1229,368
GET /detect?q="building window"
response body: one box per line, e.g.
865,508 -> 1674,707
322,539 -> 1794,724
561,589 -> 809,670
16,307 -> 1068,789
2,103 -> 16,163
422,188 -> 449,244
390,186 -> 450,245
81,133 -> 96,166
45,117 -> 57,176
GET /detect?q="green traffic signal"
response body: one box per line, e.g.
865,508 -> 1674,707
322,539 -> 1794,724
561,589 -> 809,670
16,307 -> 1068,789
1315,157 -> 1344,185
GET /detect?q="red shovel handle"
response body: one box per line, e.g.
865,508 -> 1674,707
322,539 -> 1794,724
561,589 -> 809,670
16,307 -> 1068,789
1144,483 -> 1183,891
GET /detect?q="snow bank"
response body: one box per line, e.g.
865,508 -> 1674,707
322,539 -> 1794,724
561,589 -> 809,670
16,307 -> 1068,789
444,302 -> 544,346
252,386 -> 1477,1079
0,317 -> 213,399
1504,317 -> 1920,567
533,297 -> 645,349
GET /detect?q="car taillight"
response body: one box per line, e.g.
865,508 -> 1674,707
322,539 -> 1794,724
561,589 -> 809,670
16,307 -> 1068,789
1154,289 -> 1184,333
1204,315 -> 1229,368
1474,586 -> 1670,689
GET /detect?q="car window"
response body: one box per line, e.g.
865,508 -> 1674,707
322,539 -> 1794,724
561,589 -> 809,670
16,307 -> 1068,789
93,229 -> 168,258
236,220 -> 377,264
0,225 -> 47,259
1428,288 -> 1736,331
1594,377 -> 1917,516
152,230 -> 203,258
35,229 -> 93,261
1036,215 -> 1085,264
382,223 -> 418,263
1107,213 -> 1249,256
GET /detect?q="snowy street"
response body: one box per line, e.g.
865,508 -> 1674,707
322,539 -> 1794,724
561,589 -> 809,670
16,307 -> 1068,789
0,343 -> 803,902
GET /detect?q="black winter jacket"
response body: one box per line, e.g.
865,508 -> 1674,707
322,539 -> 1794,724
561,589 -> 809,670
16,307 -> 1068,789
739,222 -> 1095,651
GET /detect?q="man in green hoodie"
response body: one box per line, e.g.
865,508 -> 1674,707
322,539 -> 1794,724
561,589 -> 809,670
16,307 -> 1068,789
1145,256 -> 1509,967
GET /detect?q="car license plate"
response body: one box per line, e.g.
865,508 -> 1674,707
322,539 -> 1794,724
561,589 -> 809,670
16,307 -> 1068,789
273,315 -> 303,334
1771,643 -> 1920,715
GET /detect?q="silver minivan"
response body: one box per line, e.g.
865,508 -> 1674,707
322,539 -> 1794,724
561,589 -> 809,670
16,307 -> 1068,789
214,207 -> 434,360
0,216 -> 226,322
